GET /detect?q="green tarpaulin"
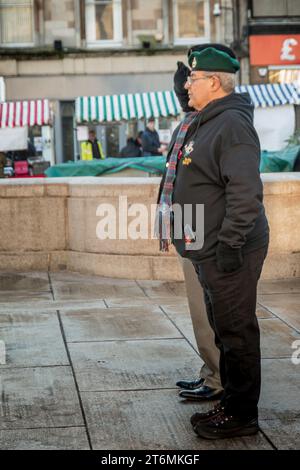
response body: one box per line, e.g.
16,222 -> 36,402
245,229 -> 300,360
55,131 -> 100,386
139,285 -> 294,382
260,146 -> 300,173
45,157 -> 166,177
45,147 -> 300,178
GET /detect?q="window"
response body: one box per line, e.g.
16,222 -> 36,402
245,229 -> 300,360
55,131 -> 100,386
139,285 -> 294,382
0,0 -> 34,46
85,0 -> 122,46
173,0 -> 210,45
269,67 -> 300,87
252,0 -> 300,17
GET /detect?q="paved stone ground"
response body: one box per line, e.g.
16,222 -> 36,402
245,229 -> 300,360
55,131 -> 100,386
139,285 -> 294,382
0,271 -> 299,450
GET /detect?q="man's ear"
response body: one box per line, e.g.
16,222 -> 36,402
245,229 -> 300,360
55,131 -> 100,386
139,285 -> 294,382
211,75 -> 222,92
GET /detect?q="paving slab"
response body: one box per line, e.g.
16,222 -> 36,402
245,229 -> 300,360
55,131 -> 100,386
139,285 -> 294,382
50,272 -> 141,285
0,272 -> 50,291
258,278 -> 300,295
258,294 -> 300,331
259,318 -> 300,358
52,282 -> 146,301
259,419 -> 300,450
0,366 -> 84,429
0,291 -> 53,303
0,312 -> 68,368
255,305 -> 274,319
60,306 -> 181,342
0,427 -> 90,450
136,280 -> 187,298
160,302 -> 273,319
260,359 -> 300,420
81,389 -> 272,450
0,299 -> 107,313
159,307 -> 279,352
159,307 -> 197,349
68,339 -> 201,392
105,297 -> 189,308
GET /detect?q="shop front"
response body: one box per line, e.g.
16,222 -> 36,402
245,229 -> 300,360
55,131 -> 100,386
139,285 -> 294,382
249,34 -> 300,86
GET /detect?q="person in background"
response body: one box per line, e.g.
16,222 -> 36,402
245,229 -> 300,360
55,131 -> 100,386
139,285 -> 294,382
120,133 -> 142,158
81,129 -> 105,160
136,131 -> 143,149
141,117 -> 166,156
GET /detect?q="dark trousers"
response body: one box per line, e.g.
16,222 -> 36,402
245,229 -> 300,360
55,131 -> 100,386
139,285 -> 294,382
193,245 -> 268,419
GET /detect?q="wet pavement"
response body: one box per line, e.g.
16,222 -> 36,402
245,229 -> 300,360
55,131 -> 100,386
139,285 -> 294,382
0,271 -> 299,450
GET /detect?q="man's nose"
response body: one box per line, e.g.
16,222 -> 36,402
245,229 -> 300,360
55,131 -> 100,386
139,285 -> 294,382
184,80 -> 190,90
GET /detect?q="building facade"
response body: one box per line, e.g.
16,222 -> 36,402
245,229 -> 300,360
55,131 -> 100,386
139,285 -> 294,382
0,1 -> 238,161
1,1 -> 300,162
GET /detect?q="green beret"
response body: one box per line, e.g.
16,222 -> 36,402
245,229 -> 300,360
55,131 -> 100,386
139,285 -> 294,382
188,47 -> 240,74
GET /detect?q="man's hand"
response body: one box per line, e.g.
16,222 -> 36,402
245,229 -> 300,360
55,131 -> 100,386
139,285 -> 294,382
174,61 -> 190,93
173,61 -> 194,113
216,242 -> 243,273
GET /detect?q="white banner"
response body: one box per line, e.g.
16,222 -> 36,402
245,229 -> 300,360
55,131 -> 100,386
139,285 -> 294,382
254,105 -> 295,151
0,126 -> 28,151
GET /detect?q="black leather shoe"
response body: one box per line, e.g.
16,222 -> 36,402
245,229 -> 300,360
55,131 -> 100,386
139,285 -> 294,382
193,410 -> 259,440
191,403 -> 224,428
176,378 -> 204,390
179,385 -> 223,401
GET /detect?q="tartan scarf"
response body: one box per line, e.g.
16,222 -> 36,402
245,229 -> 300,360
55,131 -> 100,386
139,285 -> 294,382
156,111 -> 198,251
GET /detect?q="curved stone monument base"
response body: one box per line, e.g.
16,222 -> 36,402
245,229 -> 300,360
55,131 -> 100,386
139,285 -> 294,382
0,175 -> 299,280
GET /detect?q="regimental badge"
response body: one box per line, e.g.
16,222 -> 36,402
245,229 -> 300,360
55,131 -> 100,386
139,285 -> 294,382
192,57 -> 197,69
182,140 -> 194,166
183,141 -> 194,156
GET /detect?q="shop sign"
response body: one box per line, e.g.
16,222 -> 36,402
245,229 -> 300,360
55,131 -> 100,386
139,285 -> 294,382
250,35 -> 300,65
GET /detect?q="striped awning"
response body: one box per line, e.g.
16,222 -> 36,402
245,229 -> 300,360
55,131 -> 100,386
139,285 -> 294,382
0,99 -> 51,128
76,84 -> 300,124
76,91 -> 181,123
235,83 -> 300,108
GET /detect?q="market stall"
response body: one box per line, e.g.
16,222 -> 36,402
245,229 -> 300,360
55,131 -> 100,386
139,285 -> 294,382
75,90 -> 182,158
0,99 -> 54,177
235,82 -> 300,151
45,82 -> 300,177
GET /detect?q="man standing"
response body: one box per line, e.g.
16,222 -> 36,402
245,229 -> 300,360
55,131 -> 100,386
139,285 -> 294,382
142,117 -> 166,156
158,47 -> 269,439
167,44 -> 241,402
81,129 -> 105,160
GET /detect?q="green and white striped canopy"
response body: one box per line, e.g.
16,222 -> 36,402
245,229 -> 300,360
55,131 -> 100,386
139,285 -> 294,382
76,91 -> 181,123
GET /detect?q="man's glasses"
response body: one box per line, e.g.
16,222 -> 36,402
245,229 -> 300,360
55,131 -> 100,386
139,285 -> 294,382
186,76 -> 211,85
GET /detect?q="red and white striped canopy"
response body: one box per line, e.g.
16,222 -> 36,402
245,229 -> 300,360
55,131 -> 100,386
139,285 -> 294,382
0,99 -> 51,128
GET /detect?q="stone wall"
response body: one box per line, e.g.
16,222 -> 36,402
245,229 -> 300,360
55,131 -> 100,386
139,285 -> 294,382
42,0 -> 77,47
0,174 -> 299,280
0,53 -> 185,100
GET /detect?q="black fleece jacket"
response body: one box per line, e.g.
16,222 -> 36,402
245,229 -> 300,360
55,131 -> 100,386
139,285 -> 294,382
158,92 -> 269,262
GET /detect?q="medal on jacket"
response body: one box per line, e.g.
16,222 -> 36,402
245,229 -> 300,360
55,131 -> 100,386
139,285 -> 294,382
182,140 -> 194,166
184,224 -> 196,247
